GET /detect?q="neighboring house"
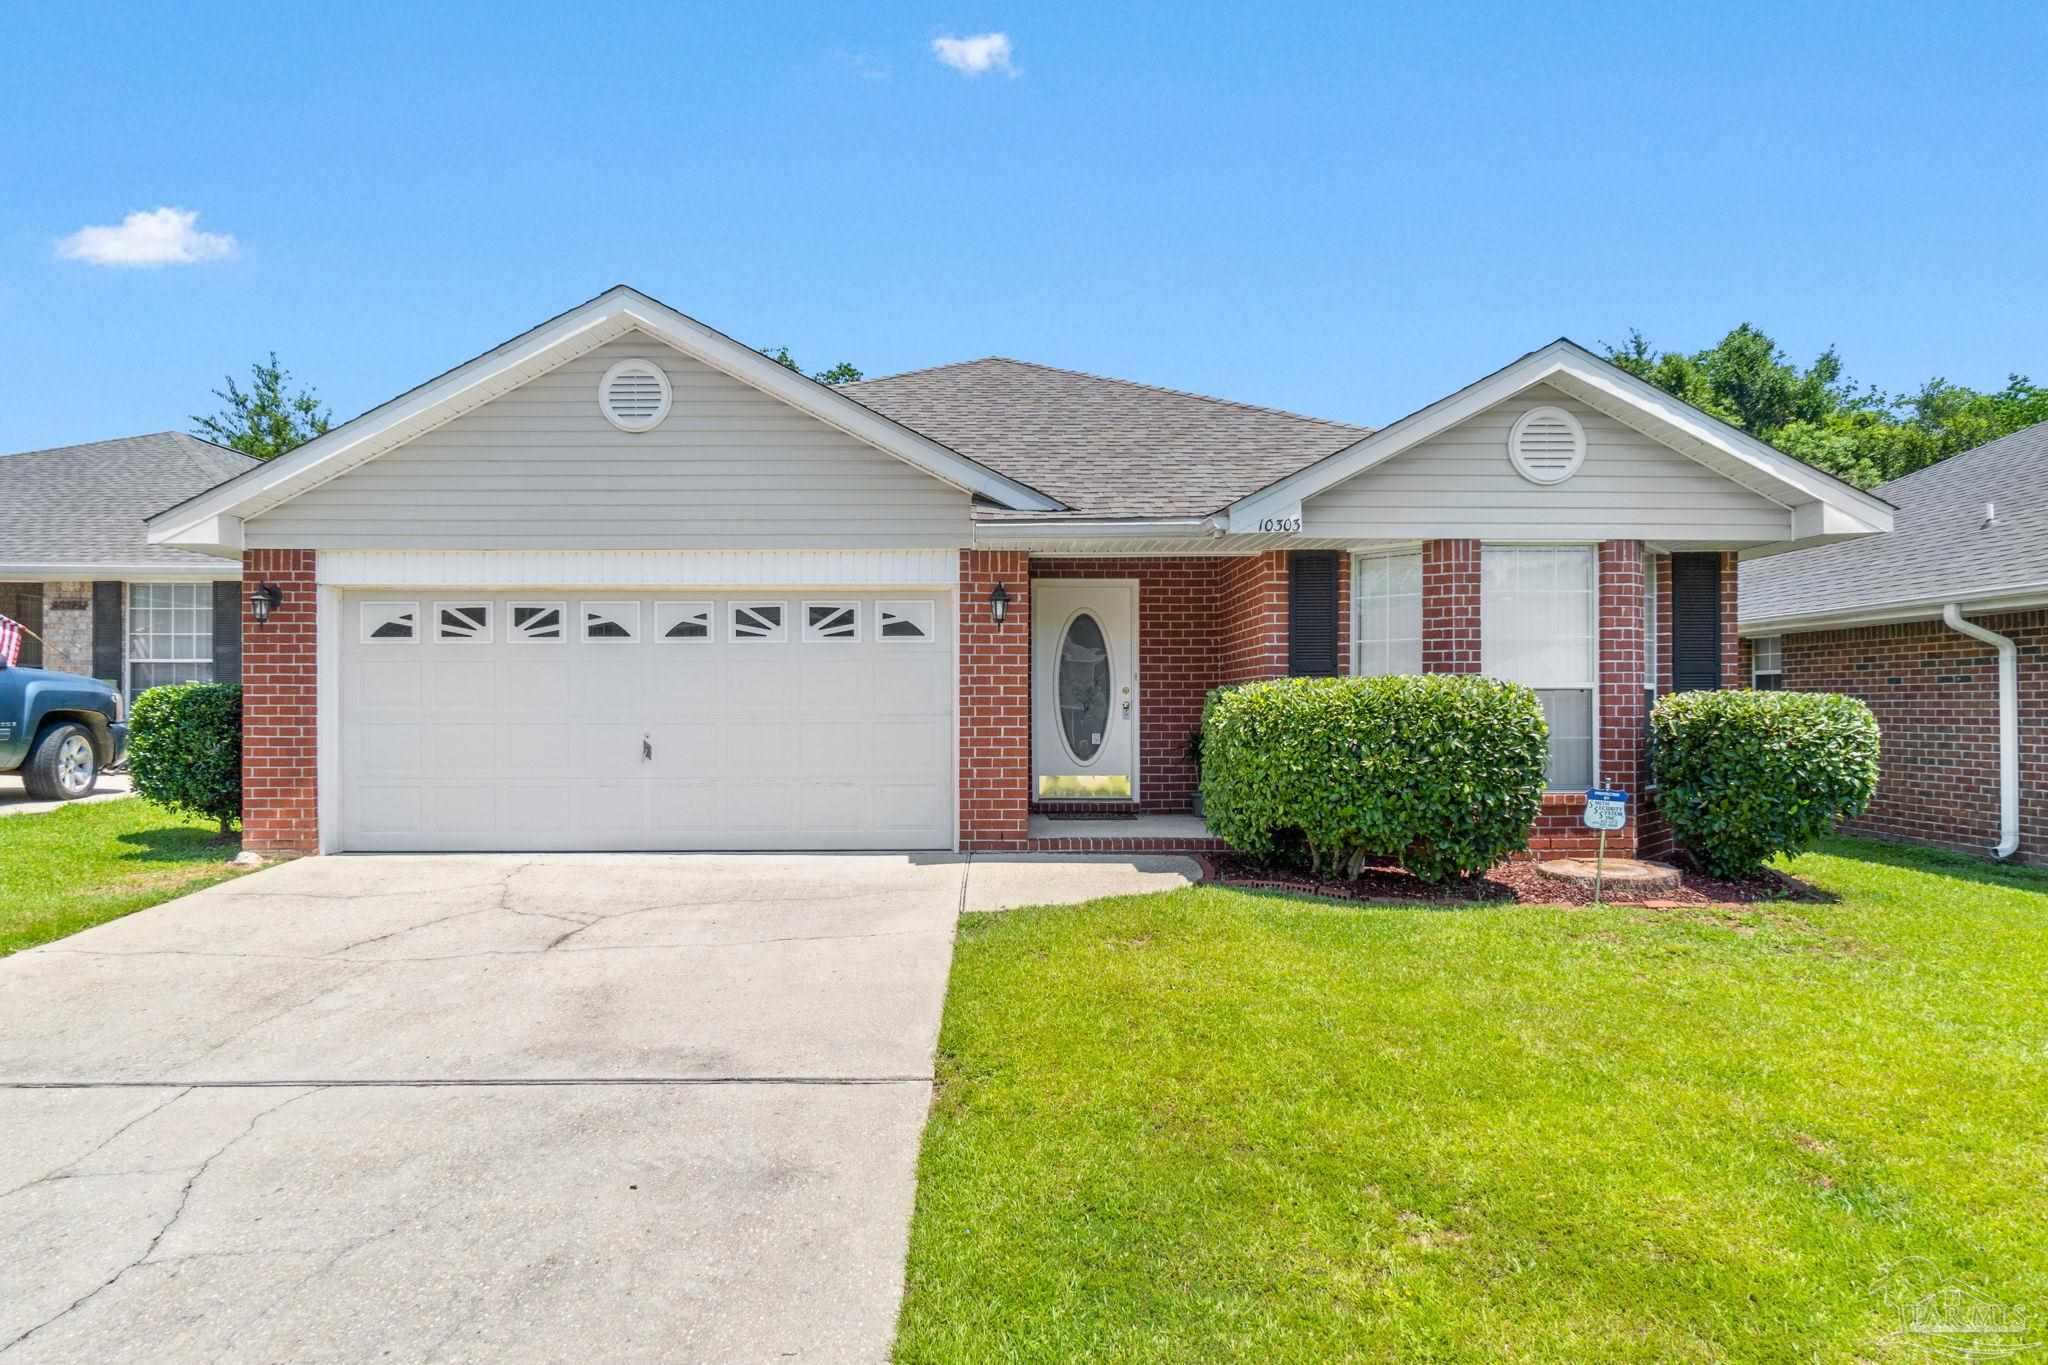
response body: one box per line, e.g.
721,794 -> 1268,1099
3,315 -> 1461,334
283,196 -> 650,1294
0,434 -> 257,700
142,286 -> 1890,858
1740,419 -> 2048,866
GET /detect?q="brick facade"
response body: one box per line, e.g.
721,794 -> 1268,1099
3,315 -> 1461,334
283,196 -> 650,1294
958,550 -> 1032,850
1749,611 -> 2048,868
1215,552 -> 1292,683
1420,539 -> 1481,673
240,550 -> 318,853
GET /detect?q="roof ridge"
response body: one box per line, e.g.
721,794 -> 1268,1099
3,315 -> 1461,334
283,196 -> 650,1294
854,355 -> 1372,432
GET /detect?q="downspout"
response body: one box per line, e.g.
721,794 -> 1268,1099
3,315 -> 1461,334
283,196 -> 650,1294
1942,604 -> 2020,860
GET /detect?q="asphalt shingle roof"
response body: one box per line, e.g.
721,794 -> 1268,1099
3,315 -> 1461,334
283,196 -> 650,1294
0,433 -> 257,571
1741,418 -> 2048,625
844,358 -> 1368,519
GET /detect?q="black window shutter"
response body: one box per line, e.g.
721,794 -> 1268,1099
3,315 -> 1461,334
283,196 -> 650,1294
91,581 -> 123,685
1670,553 -> 1722,692
1287,551 -> 1340,676
212,580 -> 243,684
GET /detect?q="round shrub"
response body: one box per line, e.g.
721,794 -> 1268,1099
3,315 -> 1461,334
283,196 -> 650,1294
1201,675 -> 1548,883
1650,688 -> 1879,877
128,683 -> 242,834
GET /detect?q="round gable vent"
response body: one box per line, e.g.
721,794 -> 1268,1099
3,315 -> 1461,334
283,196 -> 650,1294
599,359 -> 672,433
1506,405 -> 1586,485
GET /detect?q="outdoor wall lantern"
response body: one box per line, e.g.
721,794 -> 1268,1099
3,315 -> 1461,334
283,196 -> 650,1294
989,581 -> 1011,627
249,582 -> 283,626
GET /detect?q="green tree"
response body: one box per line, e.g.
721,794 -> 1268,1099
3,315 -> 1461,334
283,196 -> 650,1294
760,346 -> 864,385
1604,325 -> 2044,488
192,353 -> 332,459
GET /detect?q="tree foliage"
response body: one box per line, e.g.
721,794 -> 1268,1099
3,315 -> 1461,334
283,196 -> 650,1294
1605,325 -> 2046,488
760,346 -> 864,386
191,353 -> 332,460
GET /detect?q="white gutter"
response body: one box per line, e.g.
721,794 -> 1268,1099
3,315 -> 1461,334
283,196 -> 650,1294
1941,604 -> 2020,860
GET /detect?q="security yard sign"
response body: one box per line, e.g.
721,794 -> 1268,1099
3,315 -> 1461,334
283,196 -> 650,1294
1583,788 -> 1628,831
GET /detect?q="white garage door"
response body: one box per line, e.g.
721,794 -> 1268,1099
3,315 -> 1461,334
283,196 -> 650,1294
336,591 -> 953,851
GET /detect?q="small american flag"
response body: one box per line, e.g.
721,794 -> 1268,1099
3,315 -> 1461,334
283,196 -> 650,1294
0,614 -> 21,668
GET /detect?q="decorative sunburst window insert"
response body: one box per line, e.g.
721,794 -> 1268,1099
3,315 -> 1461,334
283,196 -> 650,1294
434,602 -> 492,644
509,602 -> 566,643
803,602 -> 860,643
876,601 -> 935,642
580,601 -> 641,643
655,601 -> 713,642
729,602 -> 786,643
361,602 -> 418,644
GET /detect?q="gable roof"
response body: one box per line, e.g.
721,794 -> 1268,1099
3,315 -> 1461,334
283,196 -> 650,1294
147,286 -> 1062,552
0,433 -> 257,574
1740,418 -> 2048,632
843,358 -> 1367,519
1221,339 -> 1895,539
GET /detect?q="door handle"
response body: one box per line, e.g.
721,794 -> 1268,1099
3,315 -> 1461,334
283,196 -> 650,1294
1121,685 -> 1132,716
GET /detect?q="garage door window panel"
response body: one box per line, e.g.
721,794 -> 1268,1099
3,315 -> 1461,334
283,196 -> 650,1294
582,602 -> 641,643
877,601 -> 935,642
803,602 -> 860,643
731,603 -> 787,643
361,602 -> 418,643
655,602 -> 713,641
508,603 -> 566,643
434,603 -> 492,644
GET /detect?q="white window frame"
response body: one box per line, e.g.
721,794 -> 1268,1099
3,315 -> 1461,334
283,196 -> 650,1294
359,600 -> 420,645
729,601 -> 788,644
1752,635 -> 1784,689
876,600 -> 938,644
1351,547 -> 1424,677
432,601 -> 493,644
1642,551 -> 1658,688
125,581 -> 214,697
801,601 -> 861,644
1480,544 -> 1600,792
506,601 -> 567,644
653,600 -> 714,643
579,600 -> 642,644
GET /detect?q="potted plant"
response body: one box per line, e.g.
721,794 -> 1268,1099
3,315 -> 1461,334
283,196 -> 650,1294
1185,728 -> 1206,819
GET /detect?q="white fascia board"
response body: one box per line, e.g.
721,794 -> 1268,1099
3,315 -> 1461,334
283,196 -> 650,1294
0,561 -> 243,581
975,517 -> 1213,541
1740,584 -> 2048,636
1226,340 -> 1895,538
148,287 -> 1060,549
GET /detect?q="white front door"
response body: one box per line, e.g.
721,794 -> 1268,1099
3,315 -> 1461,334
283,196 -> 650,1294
1032,579 -> 1138,801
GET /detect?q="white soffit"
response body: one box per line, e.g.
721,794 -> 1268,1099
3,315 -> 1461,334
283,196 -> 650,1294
146,286 -> 1062,548
314,549 -> 959,589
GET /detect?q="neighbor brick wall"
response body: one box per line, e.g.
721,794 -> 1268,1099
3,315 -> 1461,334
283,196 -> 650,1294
241,549 -> 318,854
1766,611 -> 2048,867
959,550 -> 1033,850
1215,552 -> 1291,683
1420,539 -> 1481,673
40,580 -> 96,677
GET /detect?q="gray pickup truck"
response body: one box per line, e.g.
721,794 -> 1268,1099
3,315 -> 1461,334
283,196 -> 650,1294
0,664 -> 127,801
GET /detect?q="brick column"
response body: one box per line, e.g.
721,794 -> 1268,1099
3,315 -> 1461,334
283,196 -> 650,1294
1216,552 -> 1290,682
1718,550 -> 1743,688
1654,553 -> 1674,696
1597,541 -> 1646,856
959,550 -> 1031,850
1421,539 -> 1482,673
1334,552 -> 1352,675
241,549 -> 318,854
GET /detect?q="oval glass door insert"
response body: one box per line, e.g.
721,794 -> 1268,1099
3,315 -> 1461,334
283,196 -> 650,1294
1057,612 -> 1112,763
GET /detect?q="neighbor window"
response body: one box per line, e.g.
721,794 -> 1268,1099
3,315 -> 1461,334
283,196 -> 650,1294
1752,636 -> 1784,690
1481,547 -> 1596,790
127,583 -> 213,697
1353,551 -> 1422,676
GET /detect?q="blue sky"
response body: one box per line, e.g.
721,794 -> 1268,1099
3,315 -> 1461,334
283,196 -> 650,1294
2,2 -> 2043,452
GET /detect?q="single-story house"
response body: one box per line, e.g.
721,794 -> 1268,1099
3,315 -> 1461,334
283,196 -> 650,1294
142,286 -> 1891,858
1740,418 -> 2048,866
0,433 -> 256,700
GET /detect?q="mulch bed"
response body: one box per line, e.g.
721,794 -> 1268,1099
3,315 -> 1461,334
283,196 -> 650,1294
1203,851 -> 1824,908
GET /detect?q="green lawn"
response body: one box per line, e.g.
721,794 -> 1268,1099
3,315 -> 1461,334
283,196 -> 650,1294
898,839 -> 2048,1363
0,799 -> 249,956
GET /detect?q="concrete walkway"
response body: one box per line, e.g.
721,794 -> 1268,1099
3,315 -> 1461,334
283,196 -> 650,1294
0,851 -> 1196,1363
0,773 -> 132,818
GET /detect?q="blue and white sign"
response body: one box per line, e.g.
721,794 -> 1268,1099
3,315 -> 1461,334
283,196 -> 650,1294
1583,788 -> 1629,831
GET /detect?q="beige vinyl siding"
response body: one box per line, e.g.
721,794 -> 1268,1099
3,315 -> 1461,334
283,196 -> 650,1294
1303,384 -> 1790,543
246,334 -> 974,550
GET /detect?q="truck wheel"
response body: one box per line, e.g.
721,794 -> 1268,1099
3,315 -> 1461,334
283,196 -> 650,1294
21,722 -> 98,801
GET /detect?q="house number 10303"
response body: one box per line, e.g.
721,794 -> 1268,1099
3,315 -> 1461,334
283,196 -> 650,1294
1258,516 -> 1303,533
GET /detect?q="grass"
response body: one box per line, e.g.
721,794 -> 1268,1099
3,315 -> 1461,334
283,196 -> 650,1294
897,838 -> 2048,1363
0,799 -> 249,956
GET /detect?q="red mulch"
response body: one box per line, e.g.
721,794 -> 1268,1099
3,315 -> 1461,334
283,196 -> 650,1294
1202,851 -> 1824,908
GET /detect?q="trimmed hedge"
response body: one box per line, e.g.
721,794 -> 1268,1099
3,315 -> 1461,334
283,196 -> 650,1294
1650,688 -> 1880,877
1201,675 -> 1548,883
128,683 -> 242,834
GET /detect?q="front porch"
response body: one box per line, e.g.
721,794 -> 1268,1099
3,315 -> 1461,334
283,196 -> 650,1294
1027,811 -> 1225,853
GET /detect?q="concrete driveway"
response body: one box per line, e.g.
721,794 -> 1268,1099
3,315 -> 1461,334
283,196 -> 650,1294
0,851 -> 1195,1364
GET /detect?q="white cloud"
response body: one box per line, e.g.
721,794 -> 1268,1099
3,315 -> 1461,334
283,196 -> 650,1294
56,207 -> 238,268
932,32 -> 1015,77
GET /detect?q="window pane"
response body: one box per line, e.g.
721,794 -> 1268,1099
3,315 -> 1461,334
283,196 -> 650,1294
1535,689 -> 1594,790
1354,552 -> 1422,676
1482,548 -> 1593,687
